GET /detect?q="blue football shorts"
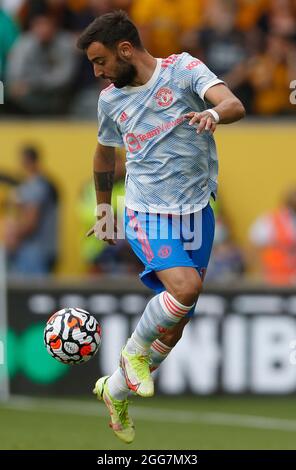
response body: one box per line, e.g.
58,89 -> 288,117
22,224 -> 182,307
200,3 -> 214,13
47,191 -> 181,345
124,203 -> 215,316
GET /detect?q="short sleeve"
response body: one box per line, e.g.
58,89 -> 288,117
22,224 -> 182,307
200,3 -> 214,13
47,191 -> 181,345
97,100 -> 124,148
182,53 -> 224,101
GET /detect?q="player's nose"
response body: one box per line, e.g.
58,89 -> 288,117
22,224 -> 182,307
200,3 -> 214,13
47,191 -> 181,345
93,64 -> 103,78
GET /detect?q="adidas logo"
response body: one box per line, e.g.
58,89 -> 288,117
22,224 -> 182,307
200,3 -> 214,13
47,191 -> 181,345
120,111 -> 128,122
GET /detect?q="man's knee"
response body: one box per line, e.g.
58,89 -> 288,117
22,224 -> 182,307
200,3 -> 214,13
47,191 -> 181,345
170,271 -> 202,305
157,266 -> 203,305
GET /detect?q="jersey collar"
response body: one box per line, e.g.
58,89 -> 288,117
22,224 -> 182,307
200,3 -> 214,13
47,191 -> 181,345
123,58 -> 161,94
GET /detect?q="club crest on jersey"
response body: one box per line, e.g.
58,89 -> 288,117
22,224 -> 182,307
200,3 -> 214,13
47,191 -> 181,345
155,87 -> 173,107
158,245 -> 172,258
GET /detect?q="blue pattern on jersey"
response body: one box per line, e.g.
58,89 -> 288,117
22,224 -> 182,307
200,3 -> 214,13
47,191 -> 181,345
98,52 -> 223,214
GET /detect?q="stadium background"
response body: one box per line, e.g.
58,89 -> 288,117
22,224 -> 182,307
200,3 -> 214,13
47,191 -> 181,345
1,0 -> 296,450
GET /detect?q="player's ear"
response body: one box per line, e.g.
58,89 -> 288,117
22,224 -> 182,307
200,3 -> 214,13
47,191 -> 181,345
118,41 -> 132,60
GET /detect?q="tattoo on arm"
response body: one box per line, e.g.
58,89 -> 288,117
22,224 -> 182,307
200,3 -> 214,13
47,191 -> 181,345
94,171 -> 114,191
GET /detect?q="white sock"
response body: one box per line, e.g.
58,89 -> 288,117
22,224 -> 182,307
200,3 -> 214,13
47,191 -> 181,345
107,368 -> 129,400
150,339 -> 173,371
107,340 -> 173,400
125,291 -> 194,354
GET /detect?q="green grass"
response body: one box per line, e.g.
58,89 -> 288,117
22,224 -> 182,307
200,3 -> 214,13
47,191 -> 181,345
1,395 -> 296,450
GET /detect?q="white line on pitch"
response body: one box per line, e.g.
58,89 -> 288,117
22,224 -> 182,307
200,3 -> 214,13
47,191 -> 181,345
2,396 -> 296,432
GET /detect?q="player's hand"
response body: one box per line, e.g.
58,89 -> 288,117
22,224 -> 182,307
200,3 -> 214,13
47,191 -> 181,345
86,218 -> 117,246
184,111 -> 218,134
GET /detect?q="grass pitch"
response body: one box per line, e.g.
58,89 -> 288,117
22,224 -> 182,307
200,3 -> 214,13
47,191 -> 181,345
1,395 -> 296,450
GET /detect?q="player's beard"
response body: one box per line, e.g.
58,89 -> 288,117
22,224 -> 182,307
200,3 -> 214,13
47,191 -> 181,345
112,56 -> 137,88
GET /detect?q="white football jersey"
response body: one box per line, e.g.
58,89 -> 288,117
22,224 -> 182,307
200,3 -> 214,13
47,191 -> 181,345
97,52 -> 223,214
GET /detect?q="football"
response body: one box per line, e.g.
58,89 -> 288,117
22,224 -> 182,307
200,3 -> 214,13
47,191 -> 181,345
44,307 -> 102,365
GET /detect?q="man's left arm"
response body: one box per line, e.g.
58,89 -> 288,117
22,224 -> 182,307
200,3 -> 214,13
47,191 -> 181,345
185,83 -> 246,134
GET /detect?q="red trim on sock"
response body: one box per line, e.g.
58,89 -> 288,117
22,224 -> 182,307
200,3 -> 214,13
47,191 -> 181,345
164,292 -> 190,313
163,293 -> 187,318
151,342 -> 170,355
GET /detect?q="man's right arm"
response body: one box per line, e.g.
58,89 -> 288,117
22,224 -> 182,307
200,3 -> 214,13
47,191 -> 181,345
93,142 -> 116,206
87,143 -> 117,244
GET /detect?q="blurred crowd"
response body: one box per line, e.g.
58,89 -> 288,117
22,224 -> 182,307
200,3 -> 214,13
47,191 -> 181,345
0,146 -> 59,276
0,0 -> 296,117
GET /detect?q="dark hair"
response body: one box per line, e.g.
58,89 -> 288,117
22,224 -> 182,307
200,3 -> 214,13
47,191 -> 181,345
21,146 -> 39,163
77,10 -> 143,51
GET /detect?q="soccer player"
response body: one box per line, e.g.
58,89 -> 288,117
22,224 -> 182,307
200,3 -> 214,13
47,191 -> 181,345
77,11 -> 245,444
